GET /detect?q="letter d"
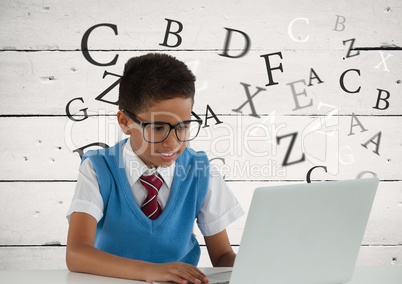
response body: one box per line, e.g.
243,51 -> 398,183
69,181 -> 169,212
219,27 -> 251,58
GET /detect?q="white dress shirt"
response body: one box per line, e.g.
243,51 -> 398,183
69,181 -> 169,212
67,139 -> 244,236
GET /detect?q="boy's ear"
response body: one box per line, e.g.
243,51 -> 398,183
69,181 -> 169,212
117,110 -> 131,135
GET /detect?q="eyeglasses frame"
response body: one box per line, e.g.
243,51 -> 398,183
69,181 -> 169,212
122,109 -> 203,143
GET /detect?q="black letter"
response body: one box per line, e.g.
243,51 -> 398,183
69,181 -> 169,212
219,27 -> 251,58
232,83 -> 266,118
277,132 -> 305,166
81,23 -> 119,66
361,132 -> 382,155
159,18 -> 183,48
340,69 -> 361,93
306,166 -> 328,183
342,38 -> 359,59
307,68 -> 324,86
373,89 -> 391,110
95,70 -> 122,105
260,52 -> 283,86
66,97 -> 89,122
204,104 -> 223,127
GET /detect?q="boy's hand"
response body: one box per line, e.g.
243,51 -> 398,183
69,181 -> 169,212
147,262 -> 209,284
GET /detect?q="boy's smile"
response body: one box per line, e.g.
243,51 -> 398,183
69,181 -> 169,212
118,97 -> 193,168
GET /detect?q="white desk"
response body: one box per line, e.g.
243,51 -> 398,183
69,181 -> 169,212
0,267 -> 401,283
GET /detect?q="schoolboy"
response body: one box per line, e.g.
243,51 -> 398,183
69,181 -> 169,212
66,53 -> 244,284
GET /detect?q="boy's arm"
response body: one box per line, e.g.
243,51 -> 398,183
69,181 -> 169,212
66,212 -> 208,284
204,229 -> 236,267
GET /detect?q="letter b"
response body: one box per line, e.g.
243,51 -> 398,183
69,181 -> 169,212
333,15 -> 346,31
159,18 -> 183,48
373,89 -> 391,110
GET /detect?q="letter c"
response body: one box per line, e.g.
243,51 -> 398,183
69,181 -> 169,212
288,18 -> 310,42
81,23 -> 119,66
340,69 -> 361,94
306,165 -> 328,183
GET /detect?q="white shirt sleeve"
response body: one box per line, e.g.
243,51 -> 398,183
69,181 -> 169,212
196,167 -> 245,237
66,158 -> 104,222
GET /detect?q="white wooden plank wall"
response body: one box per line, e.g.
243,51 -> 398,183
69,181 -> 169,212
0,0 -> 401,270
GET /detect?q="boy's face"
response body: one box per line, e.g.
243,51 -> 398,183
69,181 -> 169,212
118,97 -> 193,168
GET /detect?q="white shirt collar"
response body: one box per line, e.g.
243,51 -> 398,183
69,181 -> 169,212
122,138 -> 175,188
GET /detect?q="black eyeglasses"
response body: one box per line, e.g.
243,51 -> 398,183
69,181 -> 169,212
122,109 -> 202,143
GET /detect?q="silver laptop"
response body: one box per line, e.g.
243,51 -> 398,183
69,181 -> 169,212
208,177 -> 379,284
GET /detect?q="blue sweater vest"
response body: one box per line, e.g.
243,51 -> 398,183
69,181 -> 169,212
82,139 -> 209,265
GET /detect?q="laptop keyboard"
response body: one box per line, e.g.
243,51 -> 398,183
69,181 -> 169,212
206,270 -> 232,284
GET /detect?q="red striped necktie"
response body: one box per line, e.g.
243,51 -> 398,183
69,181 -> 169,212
139,173 -> 163,220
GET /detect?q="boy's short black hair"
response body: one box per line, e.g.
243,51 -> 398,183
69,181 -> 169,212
118,53 -> 196,114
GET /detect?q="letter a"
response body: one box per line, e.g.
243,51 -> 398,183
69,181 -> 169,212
348,112 -> 368,136
361,132 -> 382,155
204,105 -> 223,127
307,68 -> 324,86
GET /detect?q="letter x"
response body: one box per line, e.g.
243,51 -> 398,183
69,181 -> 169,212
374,51 -> 393,72
232,83 -> 266,118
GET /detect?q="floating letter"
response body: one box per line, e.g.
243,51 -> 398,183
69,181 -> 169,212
287,79 -> 313,110
277,132 -> 306,166
81,23 -> 119,66
159,18 -> 183,48
340,69 -> 361,94
65,97 -> 89,122
219,27 -> 251,58
288,18 -> 310,42
373,89 -> 391,110
232,83 -> 266,118
333,15 -> 346,31
348,113 -> 368,136
361,132 -> 382,155
260,52 -> 284,86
